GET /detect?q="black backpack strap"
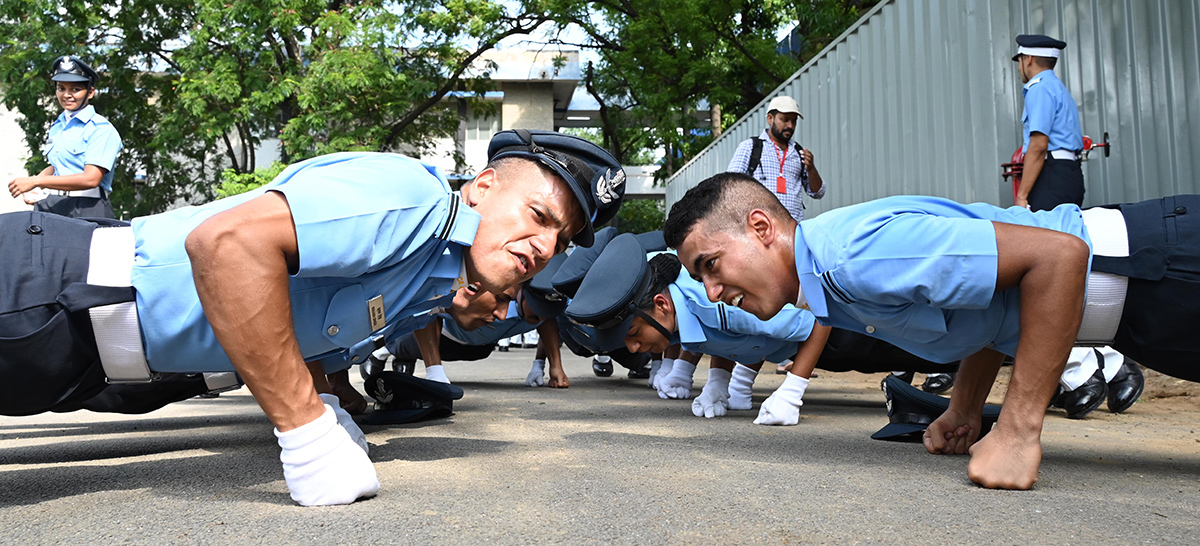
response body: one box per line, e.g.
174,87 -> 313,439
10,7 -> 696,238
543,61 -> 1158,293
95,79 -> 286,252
746,137 -> 764,177
794,142 -> 803,155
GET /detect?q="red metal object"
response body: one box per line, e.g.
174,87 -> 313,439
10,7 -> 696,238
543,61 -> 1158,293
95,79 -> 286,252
1001,132 -> 1112,202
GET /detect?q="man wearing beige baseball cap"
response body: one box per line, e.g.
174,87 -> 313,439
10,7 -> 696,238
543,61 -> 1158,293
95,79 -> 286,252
727,95 -> 826,222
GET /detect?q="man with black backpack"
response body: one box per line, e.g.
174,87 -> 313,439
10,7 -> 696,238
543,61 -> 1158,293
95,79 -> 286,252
726,96 -> 825,222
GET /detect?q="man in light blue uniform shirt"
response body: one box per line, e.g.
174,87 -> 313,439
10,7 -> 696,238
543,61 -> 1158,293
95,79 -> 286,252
0,129 -> 625,506
665,172 -> 1200,492
1013,34 -> 1084,211
565,235 -> 824,422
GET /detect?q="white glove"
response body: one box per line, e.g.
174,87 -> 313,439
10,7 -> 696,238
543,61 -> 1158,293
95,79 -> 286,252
692,368 -> 731,418
657,360 -> 696,399
647,359 -> 663,388
753,373 -> 809,426
525,359 -> 546,387
652,358 -> 674,390
317,393 -> 368,454
728,363 -> 758,411
275,405 -> 380,506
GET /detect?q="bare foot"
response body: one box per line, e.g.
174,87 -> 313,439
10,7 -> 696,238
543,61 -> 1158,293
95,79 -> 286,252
966,425 -> 1041,489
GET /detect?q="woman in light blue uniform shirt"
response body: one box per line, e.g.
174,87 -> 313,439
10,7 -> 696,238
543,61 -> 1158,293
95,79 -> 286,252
7,55 -> 123,218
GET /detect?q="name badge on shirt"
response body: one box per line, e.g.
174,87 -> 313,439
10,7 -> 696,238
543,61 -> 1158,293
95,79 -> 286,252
368,295 -> 386,331
776,176 -> 787,193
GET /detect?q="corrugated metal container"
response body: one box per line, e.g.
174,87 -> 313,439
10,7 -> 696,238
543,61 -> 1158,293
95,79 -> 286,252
666,0 -> 1200,214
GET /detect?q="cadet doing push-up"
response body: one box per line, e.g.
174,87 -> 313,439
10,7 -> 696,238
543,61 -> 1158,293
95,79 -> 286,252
664,171 -> 1199,490
0,130 -> 625,506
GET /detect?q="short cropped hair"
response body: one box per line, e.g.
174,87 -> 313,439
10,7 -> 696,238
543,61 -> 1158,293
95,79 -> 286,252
485,155 -> 560,184
635,253 -> 683,312
1030,55 -> 1057,70
663,172 -> 792,249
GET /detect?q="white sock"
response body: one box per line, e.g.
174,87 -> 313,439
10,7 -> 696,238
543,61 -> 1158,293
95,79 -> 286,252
424,365 -> 450,384
728,364 -> 758,410
317,393 -> 368,454
594,355 -> 612,363
1060,347 -> 1100,391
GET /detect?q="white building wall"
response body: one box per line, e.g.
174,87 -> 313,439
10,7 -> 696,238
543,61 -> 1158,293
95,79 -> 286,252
0,102 -> 34,213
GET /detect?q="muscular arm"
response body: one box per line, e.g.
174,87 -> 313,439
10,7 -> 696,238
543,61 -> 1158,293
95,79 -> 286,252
186,190 -> 323,431
537,320 -> 569,388
936,221 -> 1088,489
1016,133 -> 1048,208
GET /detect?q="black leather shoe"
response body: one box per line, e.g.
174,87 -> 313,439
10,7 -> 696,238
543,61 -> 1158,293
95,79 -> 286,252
892,371 -> 915,384
592,358 -> 614,377
497,345 -> 509,352
921,372 -> 956,394
1059,369 -> 1108,419
627,365 -> 651,379
1107,358 -> 1145,413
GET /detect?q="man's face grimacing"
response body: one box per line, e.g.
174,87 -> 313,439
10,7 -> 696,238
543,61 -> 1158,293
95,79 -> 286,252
675,213 -> 796,321
767,111 -> 798,143
463,161 -> 584,294
448,284 -> 519,331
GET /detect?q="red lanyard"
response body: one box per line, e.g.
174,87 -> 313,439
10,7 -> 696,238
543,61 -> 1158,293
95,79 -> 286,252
773,141 -> 789,193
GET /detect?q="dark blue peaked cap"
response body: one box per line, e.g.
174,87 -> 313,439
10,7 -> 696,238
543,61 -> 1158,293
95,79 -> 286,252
1012,34 -> 1067,61
552,226 -> 620,298
522,252 -> 570,321
635,230 -> 667,252
488,130 -> 626,248
564,233 -> 651,353
50,55 -> 98,85
872,375 -> 1002,441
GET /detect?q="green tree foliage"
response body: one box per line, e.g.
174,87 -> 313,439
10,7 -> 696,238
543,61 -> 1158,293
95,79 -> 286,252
612,197 -> 665,235
0,0 -> 548,216
536,0 -> 877,180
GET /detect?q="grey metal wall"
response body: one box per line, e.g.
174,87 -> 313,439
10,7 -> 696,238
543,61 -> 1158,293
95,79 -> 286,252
666,0 -> 1200,214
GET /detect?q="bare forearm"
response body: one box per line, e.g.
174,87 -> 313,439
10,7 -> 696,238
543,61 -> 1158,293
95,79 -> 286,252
31,166 -> 106,191
415,320 -> 442,367
807,167 -> 823,195
946,349 -> 1003,416
789,322 -> 831,379
187,192 -> 320,431
1018,137 -> 1048,204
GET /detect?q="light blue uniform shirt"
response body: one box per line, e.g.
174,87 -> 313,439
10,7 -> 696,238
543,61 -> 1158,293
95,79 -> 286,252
131,152 -> 479,373
670,274 -> 814,364
45,105 -> 123,193
794,195 -> 1090,363
1021,70 -> 1083,154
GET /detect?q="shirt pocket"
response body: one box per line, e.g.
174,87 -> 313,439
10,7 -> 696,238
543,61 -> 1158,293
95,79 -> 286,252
322,284 -> 374,348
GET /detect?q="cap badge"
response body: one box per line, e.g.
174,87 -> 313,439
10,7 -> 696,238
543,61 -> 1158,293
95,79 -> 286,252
597,167 -> 625,205
59,57 -> 75,72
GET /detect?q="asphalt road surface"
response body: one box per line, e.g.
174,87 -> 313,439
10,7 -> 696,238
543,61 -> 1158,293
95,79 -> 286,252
1,349 -> 1197,544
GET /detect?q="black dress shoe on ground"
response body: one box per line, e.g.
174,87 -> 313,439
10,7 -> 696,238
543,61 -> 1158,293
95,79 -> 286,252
593,358 -> 614,377
1059,369 -> 1108,419
1107,358 -> 1145,413
497,345 -> 509,352
921,372 -> 956,394
892,371 -> 915,384
628,365 -> 651,379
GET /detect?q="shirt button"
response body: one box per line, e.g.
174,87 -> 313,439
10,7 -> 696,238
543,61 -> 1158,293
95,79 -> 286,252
1175,206 -> 1187,215
752,346 -> 760,350
27,224 -> 42,235
327,325 -> 340,336
865,325 -> 875,334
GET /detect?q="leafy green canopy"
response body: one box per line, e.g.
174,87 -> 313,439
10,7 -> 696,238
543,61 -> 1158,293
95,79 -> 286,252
0,0 -> 547,216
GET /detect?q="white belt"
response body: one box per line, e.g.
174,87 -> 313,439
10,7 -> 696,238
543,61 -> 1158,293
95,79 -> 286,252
1048,149 -> 1078,160
57,187 -> 103,198
1076,207 -> 1129,344
86,226 -> 153,383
